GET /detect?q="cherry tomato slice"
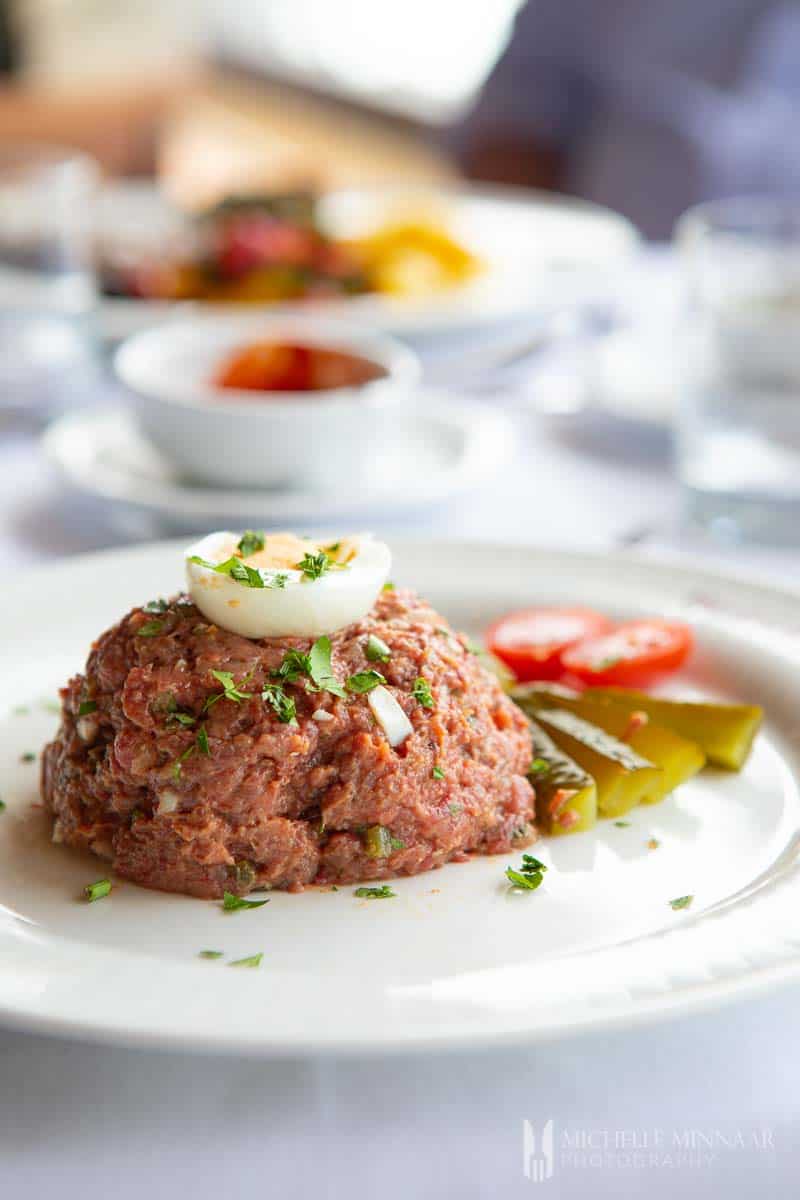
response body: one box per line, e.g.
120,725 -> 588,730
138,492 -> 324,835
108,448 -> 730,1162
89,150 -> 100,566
486,608 -> 613,682
561,620 -> 693,687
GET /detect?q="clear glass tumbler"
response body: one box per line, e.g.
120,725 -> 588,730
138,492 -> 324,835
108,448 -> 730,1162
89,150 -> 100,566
676,198 -> 800,545
0,144 -> 99,414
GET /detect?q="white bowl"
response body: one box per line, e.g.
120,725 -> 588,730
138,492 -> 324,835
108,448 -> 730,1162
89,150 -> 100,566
113,314 -> 421,489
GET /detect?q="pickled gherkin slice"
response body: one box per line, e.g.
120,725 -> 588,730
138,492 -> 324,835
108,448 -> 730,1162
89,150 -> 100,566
584,687 -> 762,771
528,707 -> 661,818
526,718 -> 597,835
514,683 -> 706,804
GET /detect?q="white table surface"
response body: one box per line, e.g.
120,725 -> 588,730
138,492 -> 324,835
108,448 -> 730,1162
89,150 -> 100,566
2,253 -> 799,1199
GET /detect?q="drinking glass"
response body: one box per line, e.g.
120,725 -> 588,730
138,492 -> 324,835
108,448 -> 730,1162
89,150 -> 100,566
676,198 -> 800,545
0,143 -> 99,414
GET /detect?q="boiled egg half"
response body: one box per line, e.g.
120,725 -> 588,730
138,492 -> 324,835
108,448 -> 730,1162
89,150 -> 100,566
185,530 -> 391,638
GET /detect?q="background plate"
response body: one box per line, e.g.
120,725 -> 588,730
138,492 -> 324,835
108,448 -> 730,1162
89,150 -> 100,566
96,181 -> 640,341
1,541 -> 800,1055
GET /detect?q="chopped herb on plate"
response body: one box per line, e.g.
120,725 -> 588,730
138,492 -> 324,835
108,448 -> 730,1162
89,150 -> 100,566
222,890 -> 269,912
20,752 -> 36,764
529,757 -> 550,776
614,820 -> 631,828
354,885 -> 396,899
198,949 -> 224,960
0,799 -> 6,813
143,598 -> 169,614
229,952 -> 263,968
382,581 -> 395,592
669,895 -> 693,911
432,765 -> 445,780
84,878 -> 112,902
505,853 -> 548,892
78,700 -> 98,717
196,726 -> 211,756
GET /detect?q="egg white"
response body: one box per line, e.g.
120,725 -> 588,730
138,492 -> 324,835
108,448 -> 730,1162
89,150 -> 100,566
185,531 -> 391,639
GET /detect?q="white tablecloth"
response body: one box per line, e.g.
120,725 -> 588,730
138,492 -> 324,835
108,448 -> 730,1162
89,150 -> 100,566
1,253 -> 799,1199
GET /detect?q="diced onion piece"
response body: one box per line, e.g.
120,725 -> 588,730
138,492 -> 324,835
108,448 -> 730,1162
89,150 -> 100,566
312,709 -> 334,723
157,789 -> 181,814
77,716 -> 98,743
368,685 -> 413,747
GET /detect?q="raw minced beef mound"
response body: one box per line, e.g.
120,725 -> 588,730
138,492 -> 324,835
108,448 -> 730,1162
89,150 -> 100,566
41,588 -> 535,897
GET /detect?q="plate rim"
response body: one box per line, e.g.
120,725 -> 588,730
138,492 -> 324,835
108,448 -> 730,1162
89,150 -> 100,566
42,396 -> 514,520
2,537 -> 800,1056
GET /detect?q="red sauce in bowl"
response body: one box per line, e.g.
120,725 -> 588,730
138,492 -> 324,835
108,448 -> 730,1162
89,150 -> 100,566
214,341 -> 387,394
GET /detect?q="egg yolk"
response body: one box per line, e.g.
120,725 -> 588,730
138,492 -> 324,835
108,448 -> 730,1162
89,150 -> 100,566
215,532 -> 358,572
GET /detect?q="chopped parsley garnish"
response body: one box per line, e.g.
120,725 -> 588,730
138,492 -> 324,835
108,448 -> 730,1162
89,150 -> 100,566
529,757 -> 550,776
346,670 -> 386,694
272,648 -> 311,684
84,878 -> 112,902
411,677 -> 434,708
204,668 -> 254,711
169,711 -> 196,728
614,820 -> 631,828
222,891 -> 269,912
308,636 -> 346,697
237,530 -> 265,557
296,551 -> 331,581
137,619 -> 165,637
354,885 -> 396,899
172,745 -> 194,779
0,799 -> 6,813
78,700 -> 98,717
229,952 -> 263,968
432,766 -> 445,780
196,725 -> 211,756
669,895 -> 693,911
365,634 -> 391,663
20,752 -> 35,764
505,853 -> 548,892
272,637 -> 345,698
325,541 -> 341,554
382,581 -> 395,592
363,825 -> 405,858
143,598 -> 169,614
262,683 -> 298,726
189,554 -> 280,589
198,949 -> 224,960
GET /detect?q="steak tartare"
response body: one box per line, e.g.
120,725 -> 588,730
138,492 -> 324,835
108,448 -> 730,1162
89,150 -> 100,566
42,588 -> 535,897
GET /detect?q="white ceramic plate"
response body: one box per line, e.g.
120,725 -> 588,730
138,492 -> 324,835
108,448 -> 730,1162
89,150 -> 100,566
96,181 -> 639,341
42,397 -> 513,532
2,540 -> 800,1056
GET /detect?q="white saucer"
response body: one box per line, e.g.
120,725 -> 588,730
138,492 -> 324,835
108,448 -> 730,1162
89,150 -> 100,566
43,396 -> 514,531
